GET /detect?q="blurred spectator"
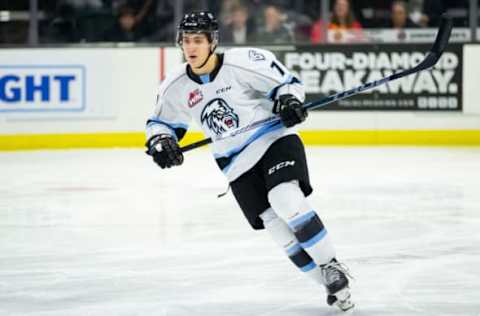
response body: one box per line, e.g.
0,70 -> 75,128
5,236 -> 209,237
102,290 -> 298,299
143,0 -> 210,43
350,0 -> 391,27
123,0 -> 155,37
387,1 -> 419,29
142,0 -> 175,42
220,3 -> 256,44
43,1 -> 80,43
255,5 -> 294,43
103,4 -> 142,41
409,0 -> 445,27
310,0 -> 362,43
219,0 -> 244,26
286,11 -> 313,43
43,0 -> 114,42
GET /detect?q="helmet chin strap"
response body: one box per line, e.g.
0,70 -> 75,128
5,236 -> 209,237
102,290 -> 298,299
194,44 -> 216,70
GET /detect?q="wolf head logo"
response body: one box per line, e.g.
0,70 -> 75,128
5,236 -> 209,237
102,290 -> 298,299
200,98 -> 239,136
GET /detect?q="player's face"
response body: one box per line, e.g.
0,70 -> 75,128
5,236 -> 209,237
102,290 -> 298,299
182,33 -> 211,68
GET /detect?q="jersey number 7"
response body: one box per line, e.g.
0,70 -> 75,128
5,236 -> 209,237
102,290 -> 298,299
270,61 -> 285,76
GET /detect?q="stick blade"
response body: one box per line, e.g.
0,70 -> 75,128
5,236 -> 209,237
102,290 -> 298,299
431,13 -> 453,55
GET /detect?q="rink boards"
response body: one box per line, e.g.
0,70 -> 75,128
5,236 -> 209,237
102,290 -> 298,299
0,44 -> 480,150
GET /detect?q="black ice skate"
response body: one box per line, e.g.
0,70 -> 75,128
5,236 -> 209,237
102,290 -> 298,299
320,258 -> 354,311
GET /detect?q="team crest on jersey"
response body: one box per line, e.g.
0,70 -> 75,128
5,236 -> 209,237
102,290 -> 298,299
188,89 -> 203,108
248,49 -> 265,61
200,98 -> 239,135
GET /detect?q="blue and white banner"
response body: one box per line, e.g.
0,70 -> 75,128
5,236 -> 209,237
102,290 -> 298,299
0,65 -> 86,112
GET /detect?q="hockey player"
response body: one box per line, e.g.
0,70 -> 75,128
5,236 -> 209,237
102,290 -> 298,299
145,11 -> 354,311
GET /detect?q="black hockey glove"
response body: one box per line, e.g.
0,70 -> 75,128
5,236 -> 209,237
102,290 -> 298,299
275,94 -> 308,128
146,134 -> 184,169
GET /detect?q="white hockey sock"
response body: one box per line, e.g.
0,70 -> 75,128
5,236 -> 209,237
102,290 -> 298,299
260,208 -> 324,285
267,181 -> 336,266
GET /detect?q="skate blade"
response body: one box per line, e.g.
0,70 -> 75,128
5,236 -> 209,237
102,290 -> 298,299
335,299 -> 355,312
332,288 -> 355,312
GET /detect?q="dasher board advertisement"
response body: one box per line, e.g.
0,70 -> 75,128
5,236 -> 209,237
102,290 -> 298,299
275,44 -> 462,111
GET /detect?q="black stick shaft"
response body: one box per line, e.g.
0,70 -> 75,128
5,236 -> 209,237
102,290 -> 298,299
180,15 -> 452,153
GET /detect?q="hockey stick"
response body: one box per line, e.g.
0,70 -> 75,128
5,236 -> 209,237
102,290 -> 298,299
180,14 -> 453,153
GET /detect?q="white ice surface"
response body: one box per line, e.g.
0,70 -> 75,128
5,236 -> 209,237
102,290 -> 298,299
1,147 -> 480,316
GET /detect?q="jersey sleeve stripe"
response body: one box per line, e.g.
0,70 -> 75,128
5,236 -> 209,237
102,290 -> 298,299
147,118 -> 188,130
146,118 -> 188,136
266,75 -> 302,100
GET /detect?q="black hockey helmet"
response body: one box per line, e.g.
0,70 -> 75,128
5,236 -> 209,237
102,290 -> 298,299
176,11 -> 219,48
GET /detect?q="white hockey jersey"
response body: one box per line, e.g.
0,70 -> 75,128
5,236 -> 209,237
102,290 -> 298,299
146,47 -> 305,182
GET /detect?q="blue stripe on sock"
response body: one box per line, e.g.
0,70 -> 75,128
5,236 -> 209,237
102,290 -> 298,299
300,261 -> 317,272
286,243 -> 302,256
300,229 -> 328,248
288,210 -> 316,230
